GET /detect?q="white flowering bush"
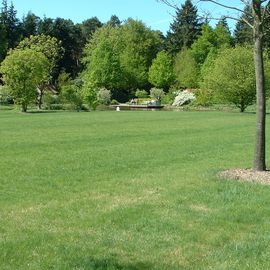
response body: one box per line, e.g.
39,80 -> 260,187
172,90 -> 196,107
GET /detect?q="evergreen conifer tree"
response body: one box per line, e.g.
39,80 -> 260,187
166,0 -> 201,54
234,5 -> 253,45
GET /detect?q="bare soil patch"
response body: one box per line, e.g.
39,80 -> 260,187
219,169 -> 270,185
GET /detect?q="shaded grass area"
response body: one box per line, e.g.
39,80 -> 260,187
1,110 -> 270,269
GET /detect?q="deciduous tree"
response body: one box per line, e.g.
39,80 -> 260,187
202,46 -> 257,112
0,48 -> 50,112
174,48 -> 199,89
17,34 -> 64,108
148,50 -> 175,90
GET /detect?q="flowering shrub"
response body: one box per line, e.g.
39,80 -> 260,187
172,90 -> 196,107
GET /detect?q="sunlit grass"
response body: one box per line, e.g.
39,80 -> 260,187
1,109 -> 270,269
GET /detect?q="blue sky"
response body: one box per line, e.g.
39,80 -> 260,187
9,0 -> 242,34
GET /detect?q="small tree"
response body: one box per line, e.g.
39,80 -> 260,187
202,46 -> 264,112
0,48 -> 50,112
17,34 -> 64,109
148,51 -> 175,90
82,81 -> 98,110
60,84 -> 83,111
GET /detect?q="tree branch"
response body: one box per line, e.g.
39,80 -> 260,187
199,0 -> 252,16
157,0 -> 178,9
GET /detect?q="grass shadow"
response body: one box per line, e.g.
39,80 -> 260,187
26,110 -> 64,114
69,256 -> 153,270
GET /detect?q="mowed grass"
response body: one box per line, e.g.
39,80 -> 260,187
1,109 -> 270,270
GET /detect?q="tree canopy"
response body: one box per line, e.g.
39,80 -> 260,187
148,50 -> 175,90
0,48 -> 50,111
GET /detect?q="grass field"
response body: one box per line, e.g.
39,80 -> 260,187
1,109 -> 270,270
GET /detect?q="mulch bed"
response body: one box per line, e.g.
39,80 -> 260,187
219,169 -> 270,185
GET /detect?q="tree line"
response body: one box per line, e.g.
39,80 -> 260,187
0,0 -> 269,112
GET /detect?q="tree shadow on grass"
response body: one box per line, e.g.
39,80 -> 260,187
69,256 -> 153,270
26,110 -> 63,114
244,111 -> 270,115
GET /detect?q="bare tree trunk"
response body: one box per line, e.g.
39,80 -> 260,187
253,2 -> 266,171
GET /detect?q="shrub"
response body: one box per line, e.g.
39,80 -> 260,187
43,93 -> 60,109
194,89 -> 214,106
0,85 -> 13,104
61,84 -> 83,111
172,90 -> 196,107
135,89 -> 148,98
97,88 -> 111,105
111,99 -> 119,105
49,104 -> 63,110
150,87 -> 165,101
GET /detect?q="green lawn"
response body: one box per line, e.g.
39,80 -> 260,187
1,109 -> 270,270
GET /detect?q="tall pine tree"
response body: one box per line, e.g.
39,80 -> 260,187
234,5 -> 253,45
0,0 -> 21,51
166,0 -> 201,54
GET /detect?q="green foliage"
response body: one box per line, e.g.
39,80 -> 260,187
135,89 -> 148,98
61,84 -> 83,111
201,46 -> 259,112
57,71 -> 83,111
174,48 -> 199,89
106,15 -> 121,28
0,48 -> 50,112
194,88 -> 214,106
97,87 -> 111,105
0,23 -> 7,61
80,17 -> 103,42
0,0 -> 21,50
83,25 -> 125,92
110,99 -> 119,105
234,5 -> 253,45
21,12 -> 40,37
17,34 -> 64,76
0,85 -> 12,104
150,87 -> 165,101
56,70 -> 71,89
43,92 -> 61,110
191,24 -> 217,65
39,17 -> 84,76
82,81 -> 98,110
166,0 -> 201,54
199,48 -> 219,84
148,50 -> 175,90
162,93 -> 174,105
83,20 -> 162,100
215,20 -> 233,48
191,23 -> 232,65
119,19 -> 162,90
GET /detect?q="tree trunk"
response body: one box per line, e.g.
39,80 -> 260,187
253,2 -> 266,171
21,103 -> 27,112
